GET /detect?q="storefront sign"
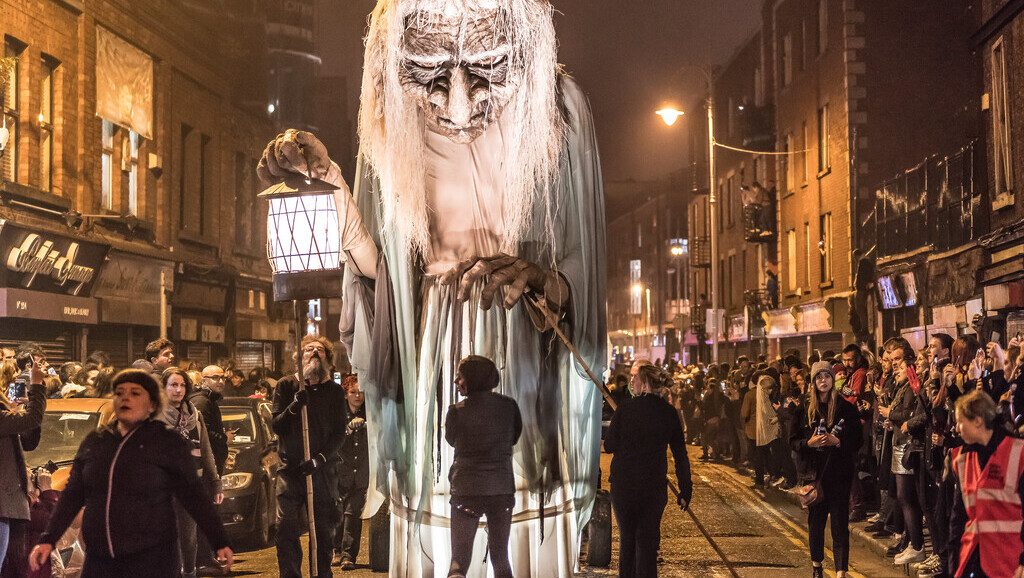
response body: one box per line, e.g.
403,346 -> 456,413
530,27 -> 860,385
0,287 -> 99,324
173,279 -> 229,313
0,221 -> 109,296
765,308 -> 797,337
727,313 -> 748,342
798,303 -> 833,334
179,318 -> 198,342
94,252 -> 174,326
201,324 -> 225,344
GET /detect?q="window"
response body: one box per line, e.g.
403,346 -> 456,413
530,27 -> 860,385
2,37 -> 25,183
235,152 -> 254,249
992,37 -> 1013,193
817,104 -> 830,173
818,0 -> 828,55
800,20 -> 808,72
200,134 -> 211,235
801,121 -> 809,184
127,131 -> 140,215
727,254 -> 736,307
784,132 -> 794,192
786,229 -> 797,291
179,123 -> 192,227
804,222 -> 812,288
727,175 -> 736,226
101,120 -> 116,210
820,213 -> 833,283
39,55 -> 57,192
782,33 -> 793,87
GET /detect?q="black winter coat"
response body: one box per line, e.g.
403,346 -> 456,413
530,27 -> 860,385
271,376 -> 347,472
604,393 -> 693,505
790,395 -> 863,484
336,402 -> 368,489
189,387 -> 228,474
445,391 -> 523,497
39,419 -> 229,558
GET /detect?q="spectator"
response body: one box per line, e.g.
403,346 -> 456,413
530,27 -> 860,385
191,366 -> 229,474
138,338 -> 176,374
333,375 -> 369,570
223,369 -> 255,398
159,369 -> 223,578
792,361 -> 863,578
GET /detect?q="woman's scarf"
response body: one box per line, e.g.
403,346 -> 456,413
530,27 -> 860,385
160,401 -> 198,441
755,375 -> 780,446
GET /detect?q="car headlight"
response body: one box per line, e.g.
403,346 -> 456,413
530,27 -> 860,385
221,473 -> 252,491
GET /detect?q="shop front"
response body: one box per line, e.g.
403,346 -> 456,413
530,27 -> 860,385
233,279 -> 289,372
173,268 -> 232,367
0,221 -> 109,362
766,299 -> 848,360
90,251 -> 174,368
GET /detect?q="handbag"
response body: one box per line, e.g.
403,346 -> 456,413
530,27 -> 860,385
797,453 -> 831,510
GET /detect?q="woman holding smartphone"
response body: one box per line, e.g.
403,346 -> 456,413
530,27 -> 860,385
0,350 -> 47,568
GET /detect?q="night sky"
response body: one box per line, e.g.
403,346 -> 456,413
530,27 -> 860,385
315,1 -> 760,183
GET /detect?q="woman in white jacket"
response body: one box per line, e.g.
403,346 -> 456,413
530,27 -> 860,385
754,374 -> 783,487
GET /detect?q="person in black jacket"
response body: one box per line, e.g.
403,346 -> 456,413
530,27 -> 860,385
272,335 -> 347,578
791,361 -> 862,578
190,366 -> 229,474
29,369 -> 232,577
445,355 -> 523,578
332,374 -> 369,570
605,363 -> 692,578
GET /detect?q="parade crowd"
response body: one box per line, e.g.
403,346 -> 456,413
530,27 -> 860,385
620,331 -> 1024,578
0,335 -> 371,578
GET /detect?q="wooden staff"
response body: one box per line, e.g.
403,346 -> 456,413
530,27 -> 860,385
294,301 -> 318,576
526,293 -> 617,411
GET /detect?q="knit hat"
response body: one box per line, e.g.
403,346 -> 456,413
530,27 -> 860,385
458,355 -> 500,393
111,369 -> 164,417
810,361 -> 834,383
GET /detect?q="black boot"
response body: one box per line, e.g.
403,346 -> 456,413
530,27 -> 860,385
811,564 -> 824,578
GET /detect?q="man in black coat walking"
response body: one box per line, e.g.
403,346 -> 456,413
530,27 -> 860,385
272,335 -> 347,578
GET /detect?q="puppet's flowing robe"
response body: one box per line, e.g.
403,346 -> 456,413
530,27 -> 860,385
341,76 -> 606,578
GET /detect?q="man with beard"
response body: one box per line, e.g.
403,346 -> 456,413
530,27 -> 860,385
257,1 -> 606,574
271,335 -> 347,578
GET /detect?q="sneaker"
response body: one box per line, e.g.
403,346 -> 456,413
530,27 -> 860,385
771,476 -> 787,488
867,513 -> 883,524
885,535 -> 907,557
916,562 -> 943,577
912,554 -> 939,570
893,545 -> 925,565
864,520 -> 887,533
849,510 -> 867,523
341,561 -> 356,571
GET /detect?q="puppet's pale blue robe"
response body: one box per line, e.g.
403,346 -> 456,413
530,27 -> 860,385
341,77 -> 606,578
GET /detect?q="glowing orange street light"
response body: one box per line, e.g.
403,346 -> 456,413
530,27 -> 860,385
655,107 -> 685,126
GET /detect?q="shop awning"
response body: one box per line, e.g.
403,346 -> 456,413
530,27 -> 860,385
0,288 -> 98,324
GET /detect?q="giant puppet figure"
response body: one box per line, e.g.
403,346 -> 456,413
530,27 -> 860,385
257,1 -> 606,575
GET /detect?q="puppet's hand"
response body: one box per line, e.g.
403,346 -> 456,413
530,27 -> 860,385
441,254 -> 569,312
257,130 -> 342,189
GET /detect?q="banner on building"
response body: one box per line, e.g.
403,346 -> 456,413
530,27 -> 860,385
96,27 -> 153,139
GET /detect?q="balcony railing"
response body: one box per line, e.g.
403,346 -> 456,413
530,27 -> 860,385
744,288 -> 778,313
742,203 -> 776,243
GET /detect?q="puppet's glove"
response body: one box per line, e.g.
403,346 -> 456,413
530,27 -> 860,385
440,254 -> 570,317
257,130 -> 378,278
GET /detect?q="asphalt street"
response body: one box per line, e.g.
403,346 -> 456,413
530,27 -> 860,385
228,447 -> 903,577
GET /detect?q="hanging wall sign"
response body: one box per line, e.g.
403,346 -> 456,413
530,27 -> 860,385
0,221 -> 109,297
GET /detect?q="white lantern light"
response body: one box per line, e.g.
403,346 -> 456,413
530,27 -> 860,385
260,175 -> 344,301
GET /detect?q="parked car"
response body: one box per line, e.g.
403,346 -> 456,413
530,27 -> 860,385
218,397 -> 281,548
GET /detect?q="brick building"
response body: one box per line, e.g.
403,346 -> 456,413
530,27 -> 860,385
606,172 -> 689,365
0,0 -> 287,369
977,1 -> 1024,341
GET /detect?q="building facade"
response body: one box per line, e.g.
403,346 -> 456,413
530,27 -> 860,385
0,0 -> 289,369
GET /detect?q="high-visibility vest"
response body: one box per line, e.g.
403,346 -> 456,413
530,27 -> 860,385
951,436 -> 1024,578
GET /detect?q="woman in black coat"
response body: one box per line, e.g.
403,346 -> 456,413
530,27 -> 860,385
445,356 -> 522,578
791,362 -> 862,578
605,363 -> 693,578
29,369 -> 233,578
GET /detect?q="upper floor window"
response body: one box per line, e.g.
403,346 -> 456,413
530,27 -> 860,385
818,104 -> 831,173
782,33 -> 793,87
2,37 -> 25,183
39,55 -> 58,192
992,37 -> 1014,194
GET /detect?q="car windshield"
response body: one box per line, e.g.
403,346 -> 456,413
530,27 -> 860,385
222,409 -> 257,445
27,411 -> 99,468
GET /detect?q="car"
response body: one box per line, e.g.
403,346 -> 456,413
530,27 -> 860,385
217,397 -> 281,549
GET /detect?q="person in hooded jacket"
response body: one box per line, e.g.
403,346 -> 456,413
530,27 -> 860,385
190,366 -> 229,474
29,369 -> 232,577
791,362 -> 863,578
753,374 -> 783,487
159,369 -> 222,578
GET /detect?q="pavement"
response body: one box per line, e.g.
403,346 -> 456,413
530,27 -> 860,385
228,446 -> 906,577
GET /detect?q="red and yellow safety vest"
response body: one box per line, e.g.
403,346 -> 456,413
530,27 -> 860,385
951,436 -> 1024,578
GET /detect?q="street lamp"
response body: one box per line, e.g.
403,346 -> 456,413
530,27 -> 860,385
658,64 -> 720,363
260,172 -> 344,578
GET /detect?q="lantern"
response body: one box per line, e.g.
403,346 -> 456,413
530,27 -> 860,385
260,175 -> 344,302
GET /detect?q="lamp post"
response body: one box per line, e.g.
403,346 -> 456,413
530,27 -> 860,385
260,172 -> 345,578
658,64 -> 719,363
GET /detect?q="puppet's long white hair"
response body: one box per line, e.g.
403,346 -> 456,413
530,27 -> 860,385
359,0 -> 564,258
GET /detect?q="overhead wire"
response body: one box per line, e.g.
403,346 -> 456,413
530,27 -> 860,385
713,139 -> 815,156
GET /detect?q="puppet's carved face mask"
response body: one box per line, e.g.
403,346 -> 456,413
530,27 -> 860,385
400,12 -> 517,144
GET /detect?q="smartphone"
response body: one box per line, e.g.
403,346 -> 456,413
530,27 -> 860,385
7,379 -> 25,403
333,371 -> 342,383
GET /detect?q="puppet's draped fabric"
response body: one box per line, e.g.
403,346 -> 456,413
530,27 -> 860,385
341,77 -> 606,577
